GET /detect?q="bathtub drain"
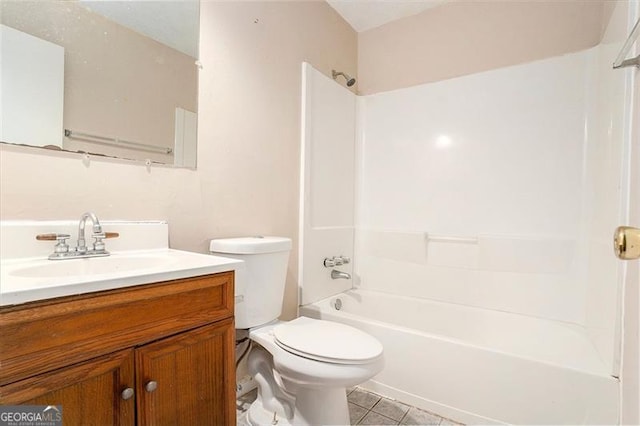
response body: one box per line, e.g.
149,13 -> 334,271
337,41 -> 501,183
334,298 -> 342,310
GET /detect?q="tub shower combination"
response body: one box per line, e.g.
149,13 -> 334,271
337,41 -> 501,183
299,5 -> 636,422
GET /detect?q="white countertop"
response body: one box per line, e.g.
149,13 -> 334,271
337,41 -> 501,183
0,248 -> 242,307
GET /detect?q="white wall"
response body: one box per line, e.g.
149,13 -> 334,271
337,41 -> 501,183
356,51 -> 591,325
299,63 -> 356,305
621,75 -> 639,423
583,0 -> 635,377
620,2 -> 640,423
354,37 -> 633,378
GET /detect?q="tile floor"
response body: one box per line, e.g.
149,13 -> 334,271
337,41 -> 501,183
237,387 -> 464,425
346,388 -> 463,425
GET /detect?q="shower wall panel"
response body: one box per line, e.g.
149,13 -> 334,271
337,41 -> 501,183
299,63 -> 357,305
356,51 -> 592,325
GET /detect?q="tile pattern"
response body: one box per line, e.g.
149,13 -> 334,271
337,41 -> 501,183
236,386 -> 464,426
347,387 -> 464,426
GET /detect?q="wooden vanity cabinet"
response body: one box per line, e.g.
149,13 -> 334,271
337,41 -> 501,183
1,349 -> 136,425
0,272 -> 236,426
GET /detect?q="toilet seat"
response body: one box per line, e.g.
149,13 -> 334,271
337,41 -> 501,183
273,317 -> 383,365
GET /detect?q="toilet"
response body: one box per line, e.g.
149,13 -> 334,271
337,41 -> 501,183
210,236 -> 384,426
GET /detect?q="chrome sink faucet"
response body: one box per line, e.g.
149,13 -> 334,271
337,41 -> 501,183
36,212 -> 119,260
77,211 -> 103,254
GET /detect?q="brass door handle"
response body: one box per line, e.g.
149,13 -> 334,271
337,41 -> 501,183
614,226 -> 640,260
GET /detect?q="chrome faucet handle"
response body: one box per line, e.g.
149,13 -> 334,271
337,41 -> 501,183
92,233 -> 106,251
92,231 -> 119,251
324,256 -> 351,267
54,234 -> 71,253
36,233 -> 71,254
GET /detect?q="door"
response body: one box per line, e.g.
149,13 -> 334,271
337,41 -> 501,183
0,349 -> 135,426
618,36 -> 640,423
135,319 -> 235,426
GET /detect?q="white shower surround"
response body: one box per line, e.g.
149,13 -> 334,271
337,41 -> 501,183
299,5 -> 632,422
355,45 -> 624,376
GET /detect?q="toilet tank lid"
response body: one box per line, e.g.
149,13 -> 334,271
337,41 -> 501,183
209,236 -> 292,254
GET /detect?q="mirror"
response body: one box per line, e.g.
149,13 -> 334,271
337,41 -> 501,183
0,0 -> 199,167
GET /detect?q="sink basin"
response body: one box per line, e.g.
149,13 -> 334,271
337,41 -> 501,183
9,255 -> 177,278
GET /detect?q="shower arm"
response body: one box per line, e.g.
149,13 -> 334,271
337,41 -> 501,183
331,69 -> 356,87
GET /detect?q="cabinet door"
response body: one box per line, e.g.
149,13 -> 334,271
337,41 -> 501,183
135,318 -> 235,426
0,349 -> 135,426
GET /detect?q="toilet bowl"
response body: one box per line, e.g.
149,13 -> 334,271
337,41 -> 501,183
248,317 -> 383,425
209,237 -> 384,426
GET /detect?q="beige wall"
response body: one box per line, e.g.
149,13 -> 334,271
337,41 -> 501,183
0,1 -> 357,320
0,1 -> 197,163
358,0 -> 608,94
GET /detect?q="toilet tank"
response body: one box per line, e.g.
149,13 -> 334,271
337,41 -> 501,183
209,236 -> 292,329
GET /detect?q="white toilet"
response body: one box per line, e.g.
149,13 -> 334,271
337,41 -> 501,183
210,236 -> 384,426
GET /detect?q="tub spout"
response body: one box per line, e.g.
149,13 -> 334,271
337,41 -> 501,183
331,269 -> 351,280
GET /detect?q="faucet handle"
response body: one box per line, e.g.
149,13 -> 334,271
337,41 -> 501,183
36,233 -> 71,254
323,256 -> 351,268
91,232 -> 116,251
92,231 -> 118,251
36,233 -> 70,241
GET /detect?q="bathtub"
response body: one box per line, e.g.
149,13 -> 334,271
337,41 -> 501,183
300,289 -> 619,425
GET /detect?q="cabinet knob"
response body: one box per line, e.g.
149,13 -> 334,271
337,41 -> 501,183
145,381 -> 158,393
121,387 -> 134,400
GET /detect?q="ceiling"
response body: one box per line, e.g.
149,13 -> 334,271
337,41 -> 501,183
79,0 -> 199,58
326,0 -> 446,33
78,0 -> 445,57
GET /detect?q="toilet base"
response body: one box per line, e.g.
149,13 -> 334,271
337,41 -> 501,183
248,398 -> 292,426
246,322 -> 382,425
247,387 -> 350,426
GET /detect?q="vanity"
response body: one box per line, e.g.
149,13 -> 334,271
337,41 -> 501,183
0,220 -> 241,425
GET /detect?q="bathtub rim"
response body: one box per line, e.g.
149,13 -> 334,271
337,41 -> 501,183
300,288 -> 614,379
